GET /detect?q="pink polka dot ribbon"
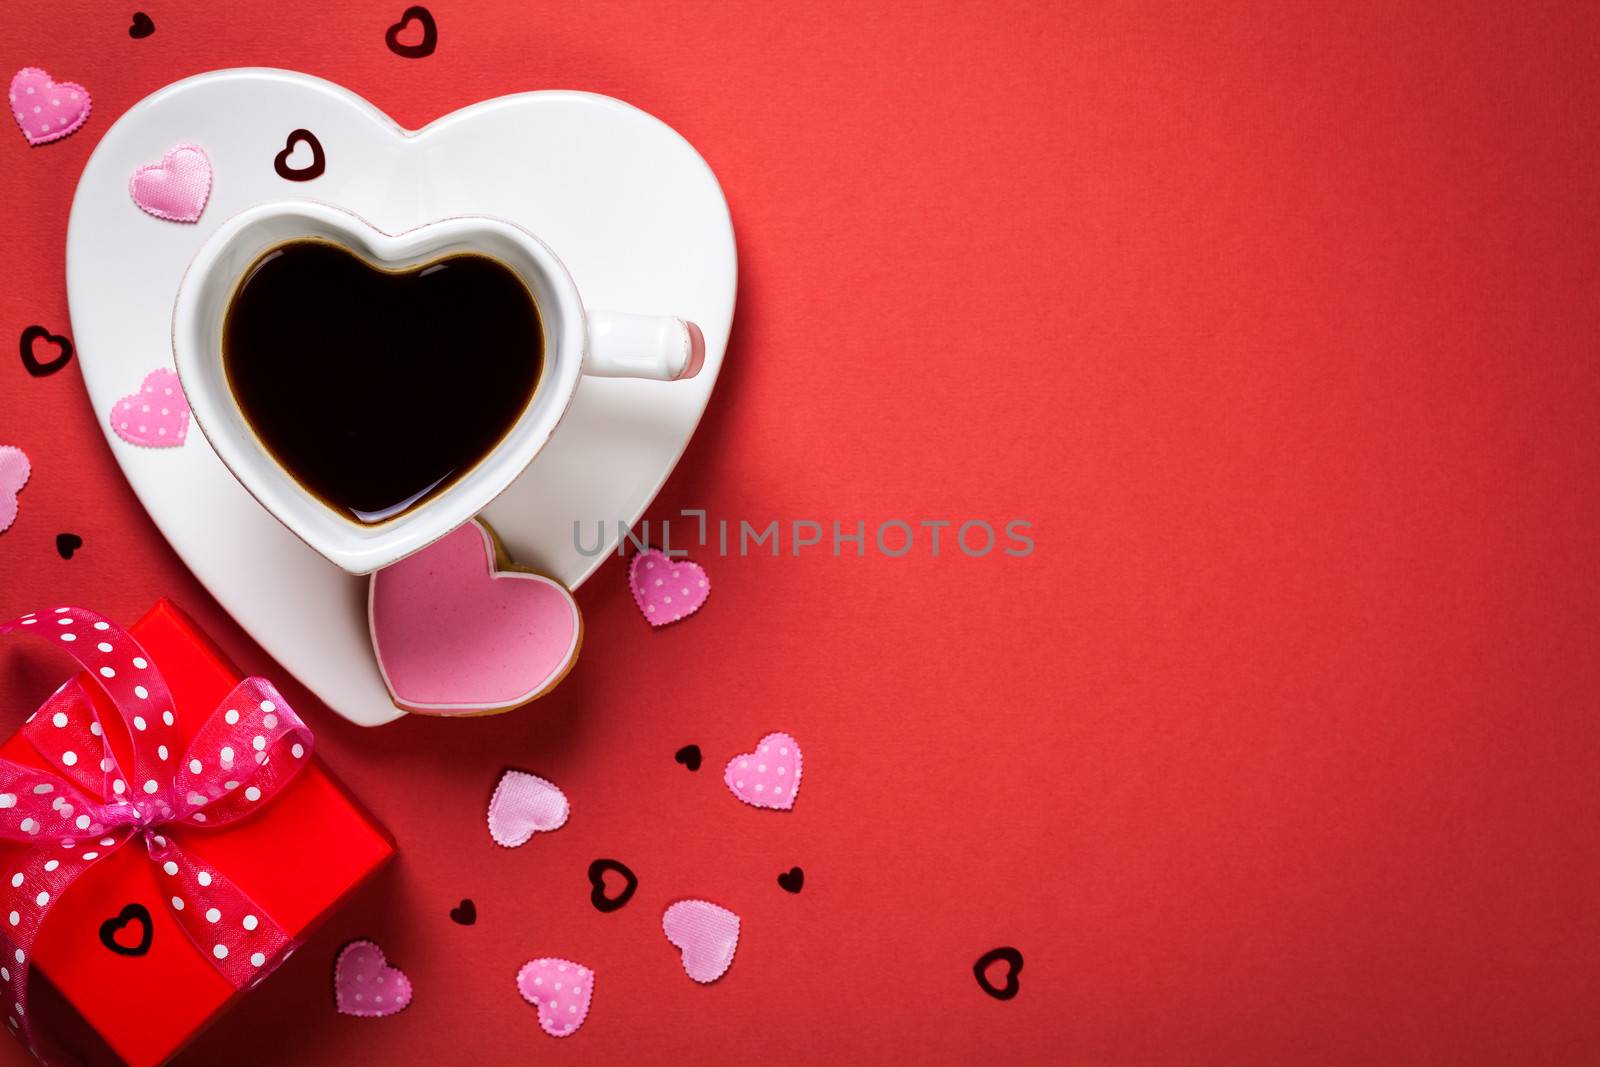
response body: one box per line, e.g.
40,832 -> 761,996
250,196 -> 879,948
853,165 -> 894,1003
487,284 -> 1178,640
0,607 -> 316,1062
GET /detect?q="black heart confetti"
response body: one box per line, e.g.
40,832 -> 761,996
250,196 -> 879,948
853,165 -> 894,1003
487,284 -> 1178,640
385,5 -> 438,59
674,744 -> 702,772
449,899 -> 476,925
99,903 -> 154,957
973,946 -> 1023,1000
777,866 -> 805,893
19,325 -> 73,378
586,858 -> 637,914
55,533 -> 83,560
273,129 -> 326,182
128,11 -> 155,38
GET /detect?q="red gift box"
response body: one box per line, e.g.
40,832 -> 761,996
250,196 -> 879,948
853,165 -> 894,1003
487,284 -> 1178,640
0,601 -> 392,1066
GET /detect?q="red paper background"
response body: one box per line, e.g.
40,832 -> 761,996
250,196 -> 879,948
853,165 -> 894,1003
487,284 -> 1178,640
2,2 -> 1599,1064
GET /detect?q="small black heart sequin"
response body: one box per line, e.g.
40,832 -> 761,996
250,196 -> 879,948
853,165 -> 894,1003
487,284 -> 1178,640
385,6 -> 438,59
449,899 -> 476,925
128,11 -> 155,38
55,533 -> 83,559
674,744 -> 702,772
973,946 -> 1023,1000
777,867 -> 804,893
19,325 -> 73,377
99,903 -> 153,957
273,129 -> 326,182
587,859 -> 637,914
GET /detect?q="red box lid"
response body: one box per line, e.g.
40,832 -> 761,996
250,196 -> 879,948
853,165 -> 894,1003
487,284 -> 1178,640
0,601 -> 392,1066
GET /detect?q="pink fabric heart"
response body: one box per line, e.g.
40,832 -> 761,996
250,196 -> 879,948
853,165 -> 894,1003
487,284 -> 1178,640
9,67 -> 91,146
662,900 -> 740,984
515,958 -> 593,1037
334,939 -> 413,1018
0,446 -> 31,534
129,143 -> 212,222
487,769 -> 569,848
369,519 -> 582,714
724,731 -> 803,810
109,368 -> 189,447
629,549 -> 710,627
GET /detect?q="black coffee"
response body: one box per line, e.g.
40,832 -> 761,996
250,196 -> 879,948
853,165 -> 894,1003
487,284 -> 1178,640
223,240 -> 543,523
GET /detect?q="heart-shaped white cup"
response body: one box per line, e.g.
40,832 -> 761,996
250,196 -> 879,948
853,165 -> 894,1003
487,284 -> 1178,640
173,200 -> 704,574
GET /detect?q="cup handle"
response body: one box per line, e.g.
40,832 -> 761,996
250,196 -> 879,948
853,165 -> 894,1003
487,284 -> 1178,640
585,311 -> 705,381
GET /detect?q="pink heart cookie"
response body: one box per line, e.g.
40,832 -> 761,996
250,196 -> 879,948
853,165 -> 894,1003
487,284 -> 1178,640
0,446 -> 30,534
369,519 -> 583,714
662,900 -> 740,984
110,368 -> 189,447
487,769 -> 569,848
334,940 -> 412,1017
724,731 -> 802,810
129,144 -> 212,222
9,68 -> 91,146
515,958 -> 593,1037
629,549 -> 710,626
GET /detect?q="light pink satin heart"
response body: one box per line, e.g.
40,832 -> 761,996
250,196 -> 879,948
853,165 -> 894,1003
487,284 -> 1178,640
663,900 -> 740,984
369,519 -> 582,714
334,940 -> 413,1018
109,368 -> 189,447
724,731 -> 802,811
629,549 -> 710,627
0,446 -> 30,535
129,143 -> 212,222
0,446 -> 30,534
9,68 -> 91,146
516,958 -> 593,1037
487,769 -> 569,848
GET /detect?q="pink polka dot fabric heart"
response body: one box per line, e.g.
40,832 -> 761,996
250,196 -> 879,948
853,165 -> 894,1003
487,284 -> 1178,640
662,900 -> 740,983
9,67 -> 90,146
0,446 -> 29,535
110,368 -> 189,447
334,940 -> 412,1018
724,731 -> 803,810
487,769 -> 569,848
516,958 -> 593,1037
629,549 -> 710,626
129,144 -> 212,222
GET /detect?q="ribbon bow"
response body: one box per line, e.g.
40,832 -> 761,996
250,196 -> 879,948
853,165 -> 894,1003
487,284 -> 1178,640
0,607 -> 314,1061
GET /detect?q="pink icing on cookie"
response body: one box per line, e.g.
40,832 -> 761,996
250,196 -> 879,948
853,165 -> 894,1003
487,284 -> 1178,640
368,519 -> 582,714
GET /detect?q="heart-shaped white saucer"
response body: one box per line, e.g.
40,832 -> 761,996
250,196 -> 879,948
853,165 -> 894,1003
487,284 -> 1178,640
174,203 -> 700,573
65,69 -> 735,726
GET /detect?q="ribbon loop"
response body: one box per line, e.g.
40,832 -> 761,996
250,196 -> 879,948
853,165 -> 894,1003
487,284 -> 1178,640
21,680 -> 115,800
167,678 -> 314,830
0,757 -> 121,846
5,608 -> 182,826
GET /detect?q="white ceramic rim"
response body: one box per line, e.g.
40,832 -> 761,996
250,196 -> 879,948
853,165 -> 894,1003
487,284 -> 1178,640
171,200 -> 588,574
